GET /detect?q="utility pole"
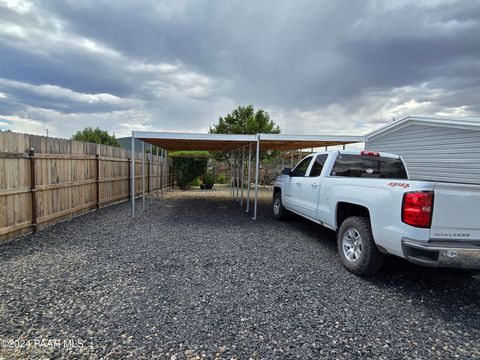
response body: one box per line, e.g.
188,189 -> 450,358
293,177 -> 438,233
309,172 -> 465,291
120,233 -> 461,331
45,129 -> 49,138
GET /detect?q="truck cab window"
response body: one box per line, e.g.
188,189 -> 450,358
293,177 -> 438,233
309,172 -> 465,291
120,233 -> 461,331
330,155 -> 364,177
291,157 -> 312,177
331,154 -> 407,179
309,154 -> 328,177
379,158 -> 408,179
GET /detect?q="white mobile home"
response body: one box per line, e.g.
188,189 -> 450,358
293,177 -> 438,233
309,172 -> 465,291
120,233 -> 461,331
366,115 -> 480,185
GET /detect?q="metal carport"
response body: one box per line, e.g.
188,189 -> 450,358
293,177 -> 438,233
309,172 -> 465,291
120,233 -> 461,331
131,131 -> 365,220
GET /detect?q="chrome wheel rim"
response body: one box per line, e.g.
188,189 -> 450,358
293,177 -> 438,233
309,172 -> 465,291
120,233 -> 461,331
273,198 -> 281,214
342,227 -> 362,262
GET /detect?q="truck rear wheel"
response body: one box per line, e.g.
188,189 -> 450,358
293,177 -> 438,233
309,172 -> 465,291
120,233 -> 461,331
337,216 -> 384,276
273,191 -> 289,220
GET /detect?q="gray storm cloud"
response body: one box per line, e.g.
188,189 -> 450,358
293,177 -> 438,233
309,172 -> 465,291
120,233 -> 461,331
0,0 -> 479,138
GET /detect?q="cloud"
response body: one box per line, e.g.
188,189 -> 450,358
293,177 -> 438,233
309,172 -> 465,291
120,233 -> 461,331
0,114 -> 48,134
0,0 -> 479,140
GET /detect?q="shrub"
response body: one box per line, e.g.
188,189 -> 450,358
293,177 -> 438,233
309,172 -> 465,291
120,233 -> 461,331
216,173 -> 228,184
191,177 -> 202,186
172,157 -> 208,190
204,173 -> 215,185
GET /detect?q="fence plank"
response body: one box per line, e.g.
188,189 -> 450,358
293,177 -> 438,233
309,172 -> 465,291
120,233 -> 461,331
0,131 -> 171,241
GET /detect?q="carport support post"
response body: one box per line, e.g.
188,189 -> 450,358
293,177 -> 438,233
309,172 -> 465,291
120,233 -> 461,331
231,152 -> 235,198
238,148 -> 241,200
253,134 -> 260,220
232,151 -> 235,198
160,149 -> 164,197
131,132 -> 135,218
240,146 -> 245,206
246,144 -> 252,213
156,147 -> 159,198
234,150 -> 238,201
230,152 -> 234,197
142,141 -> 145,211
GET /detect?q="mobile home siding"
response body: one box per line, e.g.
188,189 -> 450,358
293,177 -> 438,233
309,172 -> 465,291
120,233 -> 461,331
366,123 -> 480,185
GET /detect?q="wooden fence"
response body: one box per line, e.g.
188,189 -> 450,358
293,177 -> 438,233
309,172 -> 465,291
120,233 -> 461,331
0,131 -> 171,242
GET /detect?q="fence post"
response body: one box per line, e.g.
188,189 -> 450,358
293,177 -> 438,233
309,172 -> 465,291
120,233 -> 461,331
29,148 -> 38,234
127,157 -> 131,200
96,154 -> 100,210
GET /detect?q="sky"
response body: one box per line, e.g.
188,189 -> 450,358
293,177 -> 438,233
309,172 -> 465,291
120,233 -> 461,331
0,0 -> 479,139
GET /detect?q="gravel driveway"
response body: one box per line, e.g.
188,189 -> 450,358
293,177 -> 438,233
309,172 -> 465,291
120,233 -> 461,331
1,188 -> 479,359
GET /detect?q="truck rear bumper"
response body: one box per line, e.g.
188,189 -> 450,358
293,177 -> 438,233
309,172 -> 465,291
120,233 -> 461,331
401,238 -> 480,269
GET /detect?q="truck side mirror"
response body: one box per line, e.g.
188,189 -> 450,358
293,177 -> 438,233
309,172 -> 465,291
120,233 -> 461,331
282,167 -> 292,175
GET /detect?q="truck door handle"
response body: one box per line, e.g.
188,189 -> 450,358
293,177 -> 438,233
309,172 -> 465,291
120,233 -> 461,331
311,183 -> 318,188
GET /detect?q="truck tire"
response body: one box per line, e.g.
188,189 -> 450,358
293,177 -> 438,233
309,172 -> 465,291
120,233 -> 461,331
337,216 -> 384,276
273,191 -> 289,220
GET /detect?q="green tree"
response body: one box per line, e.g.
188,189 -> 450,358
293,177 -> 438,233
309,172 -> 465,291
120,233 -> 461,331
72,127 -> 121,147
209,105 -> 280,163
209,105 -> 280,135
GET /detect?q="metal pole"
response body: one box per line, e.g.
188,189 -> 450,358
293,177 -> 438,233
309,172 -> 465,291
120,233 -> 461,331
237,149 -> 242,201
161,150 -> 165,197
231,152 -> 234,198
238,149 -> 241,200
253,135 -> 260,220
165,150 -> 169,191
160,149 -> 164,193
234,150 -> 237,200
240,146 -> 245,206
131,132 -> 135,218
156,147 -> 159,198
342,144 -> 346,150
290,150 -> 293,168
246,144 -> 252,212
235,150 -> 239,201
142,141 -> 145,211
230,152 -> 234,197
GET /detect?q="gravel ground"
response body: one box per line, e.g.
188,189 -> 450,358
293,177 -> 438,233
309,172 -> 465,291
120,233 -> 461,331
1,187 -> 479,359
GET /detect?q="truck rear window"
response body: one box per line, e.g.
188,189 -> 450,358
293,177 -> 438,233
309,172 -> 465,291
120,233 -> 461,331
330,154 -> 408,179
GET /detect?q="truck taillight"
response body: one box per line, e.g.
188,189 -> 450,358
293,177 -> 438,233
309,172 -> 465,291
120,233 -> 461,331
402,191 -> 434,228
361,150 -> 380,156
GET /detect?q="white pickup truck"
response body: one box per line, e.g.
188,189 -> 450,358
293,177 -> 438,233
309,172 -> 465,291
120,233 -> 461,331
273,150 -> 480,276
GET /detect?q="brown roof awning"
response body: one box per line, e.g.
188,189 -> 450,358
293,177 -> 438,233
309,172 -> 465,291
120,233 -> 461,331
133,132 -> 365,152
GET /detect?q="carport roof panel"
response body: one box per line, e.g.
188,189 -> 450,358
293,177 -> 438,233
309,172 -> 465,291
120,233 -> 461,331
134,131 -> 257,151
133,131 -> 365,151
258,133 -> 366,150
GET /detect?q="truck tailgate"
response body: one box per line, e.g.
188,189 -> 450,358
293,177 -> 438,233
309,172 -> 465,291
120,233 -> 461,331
430,182 -> 480,241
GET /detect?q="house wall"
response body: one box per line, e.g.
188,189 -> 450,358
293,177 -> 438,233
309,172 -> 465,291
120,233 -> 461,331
366,123 -> 480,184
